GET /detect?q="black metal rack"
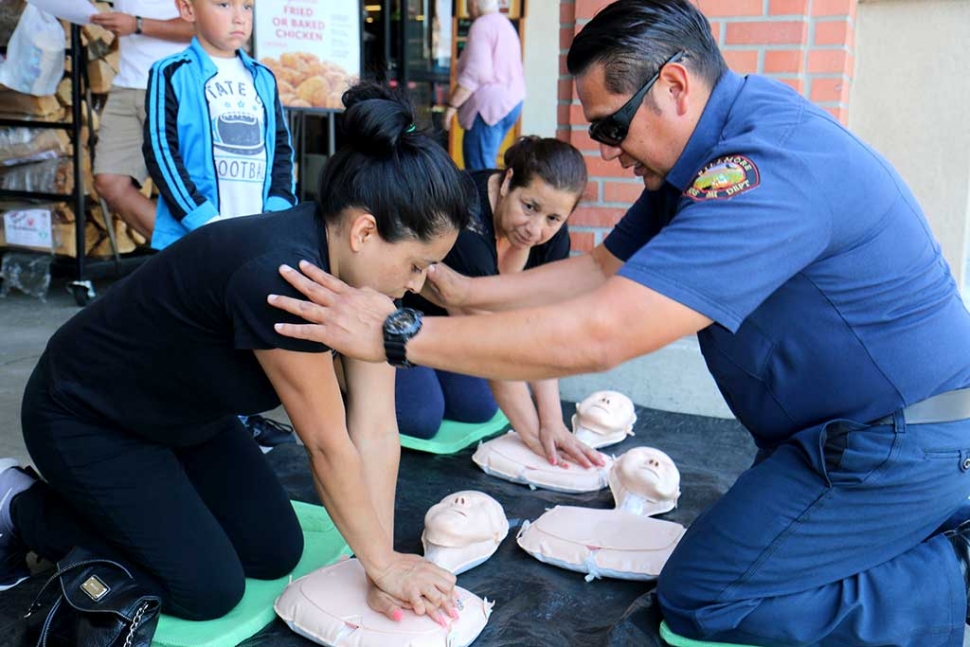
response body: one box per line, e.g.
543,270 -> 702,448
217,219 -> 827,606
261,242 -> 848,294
285,108 -> 339,204
0,23 -> 150,306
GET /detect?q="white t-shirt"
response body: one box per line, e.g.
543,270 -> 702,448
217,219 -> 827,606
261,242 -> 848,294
112,0 -> 186,89
205,55 -> 267,220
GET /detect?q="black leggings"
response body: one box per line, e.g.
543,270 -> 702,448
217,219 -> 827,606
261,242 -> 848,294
15,362 -> 304,620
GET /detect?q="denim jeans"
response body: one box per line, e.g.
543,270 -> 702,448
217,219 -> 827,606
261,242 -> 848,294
462,101 -> 523,171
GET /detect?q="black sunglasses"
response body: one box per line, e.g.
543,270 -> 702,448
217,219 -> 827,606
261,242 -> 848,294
588,50 -> 686,147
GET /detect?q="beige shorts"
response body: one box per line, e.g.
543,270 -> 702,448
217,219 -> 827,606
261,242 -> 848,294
93,87 -> 149,181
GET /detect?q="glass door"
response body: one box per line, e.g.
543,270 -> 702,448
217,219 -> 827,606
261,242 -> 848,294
363,0 -> 452,145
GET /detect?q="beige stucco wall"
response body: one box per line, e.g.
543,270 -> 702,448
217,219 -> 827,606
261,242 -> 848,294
520,1 -> 559,137
849,0 -> 970,291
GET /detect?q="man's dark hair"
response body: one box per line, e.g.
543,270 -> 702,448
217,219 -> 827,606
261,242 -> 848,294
567,0 -> 727,94
317,82 -> 474,242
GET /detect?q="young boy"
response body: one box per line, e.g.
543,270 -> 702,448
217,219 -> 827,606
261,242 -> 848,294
143,0 -> 296,251
144,0 -> 297,447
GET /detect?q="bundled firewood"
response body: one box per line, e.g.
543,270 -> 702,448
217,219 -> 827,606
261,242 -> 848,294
0,155 -> 93,196
0,200 -> 137,258
0,0 -> 147,256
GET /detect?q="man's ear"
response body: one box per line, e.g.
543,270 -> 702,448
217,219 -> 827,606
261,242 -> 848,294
661,62 -> 691,116
348,212 -> 378,252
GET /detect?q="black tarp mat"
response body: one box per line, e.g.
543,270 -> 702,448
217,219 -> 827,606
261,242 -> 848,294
0,404 -> 755,646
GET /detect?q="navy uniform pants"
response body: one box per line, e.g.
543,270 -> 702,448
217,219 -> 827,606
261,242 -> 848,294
658,411 -> 970,647
395,366 -> 498,439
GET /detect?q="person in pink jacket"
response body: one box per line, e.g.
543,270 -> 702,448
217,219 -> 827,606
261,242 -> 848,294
443,0 -> 526,170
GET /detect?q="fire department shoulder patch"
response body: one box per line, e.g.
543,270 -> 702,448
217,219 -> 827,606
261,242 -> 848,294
683,155 -> 760,201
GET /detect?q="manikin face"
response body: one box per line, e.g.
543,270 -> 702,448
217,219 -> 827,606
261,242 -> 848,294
424,491 -> 508,547
614,447 -> 680,502
333,213 -> 459,299
574,390 -> 635,435
576,62 -> 690,191
494,172 -> 577,251
178,0 -> 253,59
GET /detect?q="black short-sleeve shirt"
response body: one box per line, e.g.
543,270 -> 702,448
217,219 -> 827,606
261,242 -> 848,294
406,170 -> 570,315
43,202 -> 331,442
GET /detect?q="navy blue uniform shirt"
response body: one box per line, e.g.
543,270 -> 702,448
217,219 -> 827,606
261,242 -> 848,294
43,203 -> 330,443
605,71 -> 970,449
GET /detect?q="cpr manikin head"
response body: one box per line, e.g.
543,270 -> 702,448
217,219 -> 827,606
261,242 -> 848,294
609,447 -> 680,517
571,390 -> 636,449
422,491 -> 509,575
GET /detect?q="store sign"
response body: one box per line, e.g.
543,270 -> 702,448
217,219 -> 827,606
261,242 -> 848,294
254,0 -> 361,110
3,209 -> 52,250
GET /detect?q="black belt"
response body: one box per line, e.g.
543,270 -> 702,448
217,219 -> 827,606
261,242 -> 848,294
870,387 -> 970,426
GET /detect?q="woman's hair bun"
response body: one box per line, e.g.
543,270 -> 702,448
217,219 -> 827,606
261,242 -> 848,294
340,82 -> 416,156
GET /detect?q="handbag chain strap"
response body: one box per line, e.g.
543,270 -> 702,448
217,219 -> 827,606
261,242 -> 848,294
122,601 -> 150,647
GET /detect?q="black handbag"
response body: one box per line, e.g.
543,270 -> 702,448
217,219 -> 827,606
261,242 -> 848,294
24,546 -> 161,647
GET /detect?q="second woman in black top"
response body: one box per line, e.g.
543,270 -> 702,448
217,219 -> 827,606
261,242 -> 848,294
398,137 -> 600,467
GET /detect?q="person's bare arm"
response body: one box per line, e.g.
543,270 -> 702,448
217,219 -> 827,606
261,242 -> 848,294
421,244 -> 623,312
254,348 -> 456,621
529,378 -> 600,466
341,357 -> 399,540
488,379 -> 602,467
268,262 -> 712,381
487,379 -> 539,446
442,84 -> 473,132
409,277 -> 711,380
90,12 -> 194,41
342,355 -> 434,620
448,84 -> 473,109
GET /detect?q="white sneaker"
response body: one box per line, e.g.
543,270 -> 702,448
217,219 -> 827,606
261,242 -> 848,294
0,458 -> 35,591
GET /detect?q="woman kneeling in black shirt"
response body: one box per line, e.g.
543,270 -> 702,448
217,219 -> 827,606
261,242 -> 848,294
1,83 -> 470,624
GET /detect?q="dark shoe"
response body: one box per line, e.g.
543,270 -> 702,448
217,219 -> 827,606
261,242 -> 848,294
0,458 -> 35,591
245,415 -> 297,448
944,519 -> 970,621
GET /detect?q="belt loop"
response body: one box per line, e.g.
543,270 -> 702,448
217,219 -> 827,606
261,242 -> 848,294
893,409 -> 906,435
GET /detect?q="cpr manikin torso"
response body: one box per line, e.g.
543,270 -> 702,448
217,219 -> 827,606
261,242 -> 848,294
422,491 -> 509,575
571,391 -> 636,449
275,558 -> 492,647
472,431 -> 612,493
516,506 -> 685,581
609,447 -> 681,516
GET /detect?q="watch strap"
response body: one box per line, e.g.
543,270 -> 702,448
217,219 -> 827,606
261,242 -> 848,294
135,15 -> 143,34
384,338 -> 412,369
383,307 -> 422,369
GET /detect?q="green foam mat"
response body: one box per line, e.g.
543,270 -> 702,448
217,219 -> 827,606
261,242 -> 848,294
660,620 -> 761,647
151,500 -> 352,647
399,410 -> 510,454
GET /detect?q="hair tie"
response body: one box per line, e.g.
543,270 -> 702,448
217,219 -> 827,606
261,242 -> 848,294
405,123 -> 416,133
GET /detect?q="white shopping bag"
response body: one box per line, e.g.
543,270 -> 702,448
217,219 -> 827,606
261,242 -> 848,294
0,4 -> 65,96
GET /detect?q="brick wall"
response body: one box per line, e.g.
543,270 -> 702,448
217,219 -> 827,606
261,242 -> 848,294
560,0 -> 857,253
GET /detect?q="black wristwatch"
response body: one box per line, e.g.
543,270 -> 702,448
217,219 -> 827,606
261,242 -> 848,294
134,15 -> 143,34
383,308 -> 423,368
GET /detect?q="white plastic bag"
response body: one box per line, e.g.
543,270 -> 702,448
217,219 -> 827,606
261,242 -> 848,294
0,4 -> 64,96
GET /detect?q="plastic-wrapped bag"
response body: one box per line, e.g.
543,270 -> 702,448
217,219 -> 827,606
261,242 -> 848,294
0,251 -> 52,300
0,4 -> 64,96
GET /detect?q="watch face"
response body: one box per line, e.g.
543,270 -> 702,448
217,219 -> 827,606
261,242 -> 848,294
386,309 -> 420,335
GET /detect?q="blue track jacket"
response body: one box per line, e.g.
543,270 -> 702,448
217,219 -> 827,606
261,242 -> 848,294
143,38 -> 296,249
